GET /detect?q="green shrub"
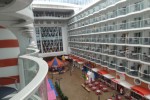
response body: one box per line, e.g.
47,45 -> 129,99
55,82 -> 68,100
63,96 -> 68,100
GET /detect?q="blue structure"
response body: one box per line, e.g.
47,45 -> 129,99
48,79 -> 58,96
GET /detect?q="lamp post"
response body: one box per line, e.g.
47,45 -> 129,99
68,59 -> 72,76
52,68 -> 54,79
98,95 -> 100,100
56,77 -> 63,88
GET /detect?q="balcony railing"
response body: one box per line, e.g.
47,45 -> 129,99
117,37 -> 126,44
10,47 -> 48,100
116,65 -> 126,72
126,52 -> 140,60
69,0 -> 150,29
108,62 -> 116,69
139,71 -> 150,82
140,54 -> 150,63
109,50 -> 116,55
101,60 -> 108,66
69,18 -> 150,35
116,50 -> 126,57
70,37 -> 150,46
126,67 -> 139,77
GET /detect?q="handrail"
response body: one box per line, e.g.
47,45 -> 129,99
26,48 -> 40,56
10,55 -> 48,100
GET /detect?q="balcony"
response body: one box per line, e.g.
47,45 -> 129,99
140,53 -> 150,63
117,37 -> 126,44
139,70 -> 150,82
116,50 -> 126,57
68,0 -> 150,29
10,47 -> 48,100
141,37 -> 150,45
127,37 -> 140,44
108,38 -> 116,43
117,7 -> 128,16
101,60 -> 108,66
96,58 -> 101,63
109,49 -> 116,55
116,64 -> 126,72
69,18 -> 150,36
126,52 -> 140,60
103,49 -> 109,54
108,62 -> 116,69
126,67 -> 139,77
95,48 -> 101,52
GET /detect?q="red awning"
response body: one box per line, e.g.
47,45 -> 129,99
98,70 -> 108,75
131,86 -> 150,96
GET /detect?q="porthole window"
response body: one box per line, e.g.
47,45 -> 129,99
134,79 -> 141,85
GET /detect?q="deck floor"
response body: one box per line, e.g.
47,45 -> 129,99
48,66 -> 125,100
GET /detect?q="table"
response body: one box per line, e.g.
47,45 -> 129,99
99,85 -> 103,89
91,86 -> 97,91
85,81 -> 90,85
94,82 -> 99,86
88,84 -> 93,88
96,90 -> 101,95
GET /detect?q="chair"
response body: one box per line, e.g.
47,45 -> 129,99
0,77 -> 18,100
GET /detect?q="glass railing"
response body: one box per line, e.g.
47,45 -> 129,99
116,50 -> 126,57
102,49 -> 109,54
68,0 -> 150,30
126,52 -> 140,60
109,50 -> 116,55
34,13 -> 70,18
68,0 -> 121,25
117,37 -> 126,44
10,47 -> 48,100
101,60 -> 108,66
69,18 -> 150,35
139,71 -> 150,82
108,62 -> 116,69
70,37 -> 150,46
127,37 -> 141,44
140,54 -> 150,63
116,65 -> 126,72
126,68 -> 139,77
141,37 -> 150,45
117,7 -> 128,16
108,38 -> 116,43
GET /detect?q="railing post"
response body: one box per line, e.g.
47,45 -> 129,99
18,58 -> 26,89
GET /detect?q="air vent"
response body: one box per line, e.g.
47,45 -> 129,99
0,0 -> 14,7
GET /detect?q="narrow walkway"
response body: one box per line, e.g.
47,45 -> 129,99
48,67 -> 125,100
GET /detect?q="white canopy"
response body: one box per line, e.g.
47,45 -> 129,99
103,74 -> 114,79
119,81 -> 133,89
78,61 -> 84,64
92,68 -> 99,72
145,95 -> 150,99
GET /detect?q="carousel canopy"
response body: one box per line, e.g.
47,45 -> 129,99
48,57 -> 64,68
